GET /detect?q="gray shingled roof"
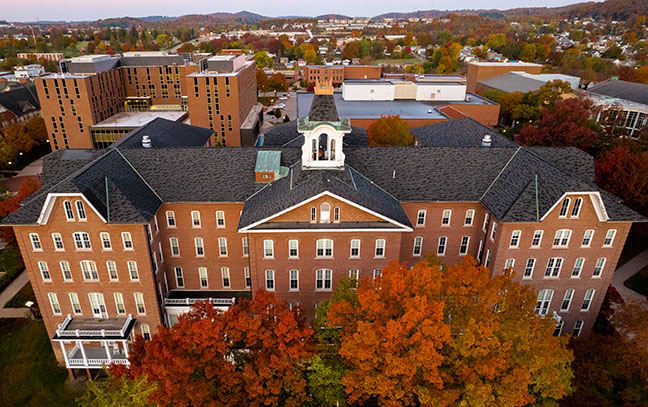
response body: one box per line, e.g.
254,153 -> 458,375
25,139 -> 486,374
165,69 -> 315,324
113,118 -> 213,149
261,120 -> 368,147
0,83 -> 40,116
588,79 -> 648,105
411,117 -> 515,147
478,72 -> 547,94
308,94 -> 340,121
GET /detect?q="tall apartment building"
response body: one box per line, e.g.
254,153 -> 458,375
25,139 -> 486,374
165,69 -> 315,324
35,52 -> 260,149
3,88 -> 644,378
186,54 -> 261,146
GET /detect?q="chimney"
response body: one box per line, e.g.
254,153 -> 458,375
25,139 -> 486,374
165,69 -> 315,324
142,135 -> 152,148
481,134 -> 492,147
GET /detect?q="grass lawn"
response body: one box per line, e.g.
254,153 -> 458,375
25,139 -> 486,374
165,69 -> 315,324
624,265 -> 648,298
258,96 -> 275,106
4,281 -> 35,308
0,247 -> 25,293
0,319 -> 83,406
372,58 -> 419,65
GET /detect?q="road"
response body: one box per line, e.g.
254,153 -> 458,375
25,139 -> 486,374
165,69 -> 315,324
611,247 -> 648,304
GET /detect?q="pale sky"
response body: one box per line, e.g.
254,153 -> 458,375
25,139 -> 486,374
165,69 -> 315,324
2,0 -> 598,22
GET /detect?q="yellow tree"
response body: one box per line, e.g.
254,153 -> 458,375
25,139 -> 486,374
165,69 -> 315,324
367,115 -> 413,146
327,257 -> 573,407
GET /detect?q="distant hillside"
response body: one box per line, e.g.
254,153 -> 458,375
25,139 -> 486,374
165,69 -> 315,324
316,14 -> 352,20
373,3 -> 591,20
94,17 -> 146,28
565,0 -> 648,21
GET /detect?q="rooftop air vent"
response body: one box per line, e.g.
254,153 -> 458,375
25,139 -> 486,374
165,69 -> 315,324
481,134 -> 492,147
142,135 -> 152,148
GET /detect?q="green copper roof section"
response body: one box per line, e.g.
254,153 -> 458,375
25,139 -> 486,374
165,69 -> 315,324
297,117 -> 352,132
255,150 -> 281,173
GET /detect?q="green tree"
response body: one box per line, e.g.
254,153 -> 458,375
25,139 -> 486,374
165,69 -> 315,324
77,374 -> 156,407
367,115 -> 414,146
254,50 -> 273,68
520,43 -> 537,62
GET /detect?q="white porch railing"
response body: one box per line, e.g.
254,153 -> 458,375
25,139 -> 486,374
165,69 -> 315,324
56,314 -> 133,338
165,297 -> 236,306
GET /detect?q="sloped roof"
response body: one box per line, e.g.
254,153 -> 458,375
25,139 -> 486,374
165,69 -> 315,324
113,118 -> 213,149
411,117 -> 514,147
0,83 -> 40,116
308,94 -> 340,121
588,79 -> 648,105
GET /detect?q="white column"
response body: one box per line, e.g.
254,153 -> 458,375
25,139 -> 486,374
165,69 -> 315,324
103,341 -> 112,363
123,341 -> 129,359
60,342 -> 70,367
78,341 -> 88,367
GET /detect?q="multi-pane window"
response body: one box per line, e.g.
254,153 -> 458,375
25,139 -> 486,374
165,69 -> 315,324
482,213 -> 490,232
289,240 -> 299,258
170,237 -> 180,256
216,211 -> 225,228
350,239 -> 360,258
459,236 -> 470,255
289,269 -> 299,290
593,258 -> 606,278
375,239 -> 386,258
317,239 -> 334,258
175,267 -> 184,287
531,230 -> 543,248
134,292 -> 146,314
166,211 -> 176,227
544,258 -> 563,278
553,230 -> 571,247
69,293 -> 82,314
413,237 -> 423,256
114,293 -> 125,314
75,201 -> 87,220
30,233 -> 42,251
218,237 -> 228,257
316,269 -> 333,291
464,209 -> 474,226
48,293 -> 61,315
603,229 -> 616,247
573,320 -> 583,337
73,232 -> 91,250
264,240 -> 274,258
199,267 -> 208,288
581,289 -> 595,311
490,222 -> 497,241
221,267 -> 230,288
581,230 -> 594,247
349,269 -> 359,280
485,249 -> 491,268
553,321 -> 564,337
122,232 -> 133,250
310,207 -> 317,222
38,261 -> 51,281
559,198 -> 570,217
561,289 -> 574,312
244,267 -> 251,288
373,269 -> 382,280
60,261 -> 72,281
81,260 -> 99,281
334,207 -> 340,222
509,230 -> 521,248
242,237 -> 249,257
51,233 -> 64,251
265,269 -> 275,290
191,211 -> 201,227
128,261 -> 139,281
441,209 -> 451,226
535,289 -> 554,315
64,200 -> 75,220
140,324 -> 151,340
523,258 -> 535,279
504,258 -> 515,269
107,261 -> 118,281
572,258 -> 585,278
437,236 -> 447,256
416,210 -> 426,226
571,198 -> 583,217
100,232 -> 111,250
195,238 -> 205,257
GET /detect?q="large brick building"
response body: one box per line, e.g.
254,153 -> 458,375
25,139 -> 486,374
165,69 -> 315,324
2,87 -> 644,377
466,61 -> 543,94
36,52 -> 260,150
302,65 -> 383,86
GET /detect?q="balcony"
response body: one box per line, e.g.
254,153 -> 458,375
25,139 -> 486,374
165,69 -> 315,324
164,290 -> 251,308
55,314 -> 135,340
67,344 -> 129,368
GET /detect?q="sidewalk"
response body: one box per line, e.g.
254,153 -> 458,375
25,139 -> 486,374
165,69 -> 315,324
611,247 -> 648,304
0,270 -> 30,319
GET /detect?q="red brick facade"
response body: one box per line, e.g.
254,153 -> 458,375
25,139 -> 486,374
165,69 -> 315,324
303,65 -> 382,86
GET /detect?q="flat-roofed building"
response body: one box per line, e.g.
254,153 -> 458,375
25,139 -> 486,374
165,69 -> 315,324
466,61 -> 543,93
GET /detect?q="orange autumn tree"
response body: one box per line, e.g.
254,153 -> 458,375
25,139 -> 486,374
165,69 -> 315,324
367,114 -> 414,146
0,177 -> 41,246
112,290 -> 313,407
327,257 -> 573,407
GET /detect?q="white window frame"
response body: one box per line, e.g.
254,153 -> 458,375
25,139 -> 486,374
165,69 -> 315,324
581,230 -> 594,247
573,320 -> 584,337
69,292 -> 82,315
128,261 -> 139,281
264,239 -> 274,258
107,261 -> 118,281
134,292 -> 146,314
242,237 -> 249,257
581,289 -> 595,312
544,257 -> 563,279
490,222 -> 497,241
485,249 -> 491,268
558,198 -> 570,218
316,269 -> 333,291
349,269 -> 359,280
350,239 -> 360,258
48,293 -> 61,315
170,237 -> 180,257
523,258 -> 535,279
288,239 -> 299,258
221,267 -> 230,288
75,200 -> 87,221
504,258 -> 515,270
571,258 -> 585,278
60,261 -> 72,282
593,257 -> 606,278
571,197 -> 583,217
166,210 -> 176,227
310,207 -> 317,222
38,261 -> 51,282
100,232 -> 111,250
441,209 -> 451,226
320,202 -> 331,223
416,210 -> 426,226
265,269 -> 275,290
509,230 -> 521,248
482,213 -> 490,232
216,210 -> 226,228
175,267 -> 184,288
218,237 -> 228,257
459,236 -> 470,255
603,229 -> 616,247
464,209 -> 474,226
51,233 -> 64,251
560,289 -> 574,312
317,239 -> 334,258
333,207 -> 340,222
437,236 -> 447,256
114,293 -> 126,315
413,236 -> 423,256
121,232 -> 133,250
191,210 -> 201,228
80,260 -> 99,281
73,232 -> 91,250
552,229 -> 571,248
535,289 -> 554,316
63,200 -> 75,221
531,230 -> 543,248
289,269 -> 299,291
199,267 -> 208,288
374,239 -> 386,258
195,237 -> 205,257
141,323 -> 151,340
244,267 -> 251,288
30,233 -> 42,251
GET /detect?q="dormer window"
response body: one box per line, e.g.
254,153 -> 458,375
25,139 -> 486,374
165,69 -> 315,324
320,203 -> 331,223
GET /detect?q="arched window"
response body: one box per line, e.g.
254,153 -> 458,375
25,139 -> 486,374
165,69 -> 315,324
333,207 -> 340,222
571,198 -> 583,217
320,202 -> 331,222
559,198 -> 570,217
318,133 -> 328,160
75,200 -> 86,220
310,207 -> 317,222
63,200 -> 74,220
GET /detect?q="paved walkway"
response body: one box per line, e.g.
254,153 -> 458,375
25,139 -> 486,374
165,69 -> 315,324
0,270 -> 30,318
611,247 -> 648,304
16,158 -> 43,177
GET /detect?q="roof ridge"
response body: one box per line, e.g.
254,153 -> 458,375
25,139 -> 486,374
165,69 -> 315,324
345,164 -> 402,204
113,149 -> 163,202
479,147 -> 521,201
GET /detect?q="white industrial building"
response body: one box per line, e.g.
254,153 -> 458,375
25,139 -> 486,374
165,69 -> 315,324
341,79 -> 467,102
